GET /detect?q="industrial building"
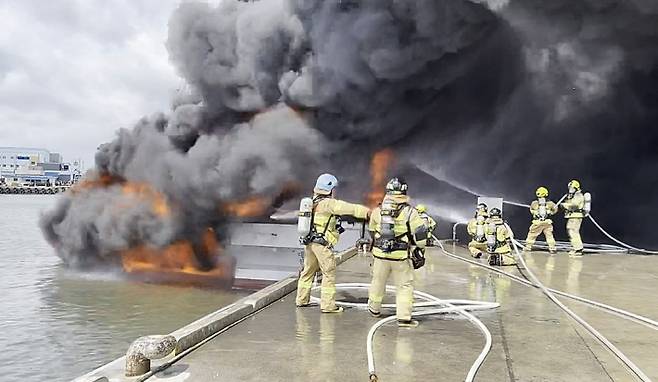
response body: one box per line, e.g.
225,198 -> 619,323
0,146 -> 82,186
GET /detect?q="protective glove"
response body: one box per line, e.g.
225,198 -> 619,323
355,238 -> 371,248
411,247 -> 426,269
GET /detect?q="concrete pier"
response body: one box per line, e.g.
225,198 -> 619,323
143,245 -> 657,381
75,244 -> 658,381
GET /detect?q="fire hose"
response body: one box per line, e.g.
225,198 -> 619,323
437,237 -> 658,330
587,215 -> 658,255
437,237 -> 655,381
505,227 -> 652,382
309,283 -> 499,382
305,219 -> 656,380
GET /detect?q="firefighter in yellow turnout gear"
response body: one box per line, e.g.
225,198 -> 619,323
368,178 -> 427,327
467,203 -> 489,258
561,179 -> 585,257
524,187 -> 558,253
486,208 -> 516,266
296,173 -> 370,313
415,204 -> 437,246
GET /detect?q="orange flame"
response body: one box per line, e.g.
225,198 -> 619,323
121,182 -> 171,217
120,228 -> 233,285
221,182 -> 302,218
69,173 -> 233,285
365,148 -> 395,208
222,196 -> 271,217
70,174 -> 122,193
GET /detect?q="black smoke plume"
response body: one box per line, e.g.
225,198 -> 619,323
41,0 -> 658,267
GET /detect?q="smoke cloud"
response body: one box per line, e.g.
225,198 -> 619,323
41,0 -> 658,267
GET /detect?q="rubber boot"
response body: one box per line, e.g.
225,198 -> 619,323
321,306 -> 344,314
397,319 -> 419,328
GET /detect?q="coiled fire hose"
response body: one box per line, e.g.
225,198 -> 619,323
310,283 -> 499,382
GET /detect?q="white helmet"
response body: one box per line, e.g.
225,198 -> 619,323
314,173 -> 338,195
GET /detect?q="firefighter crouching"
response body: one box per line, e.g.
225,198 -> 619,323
486,208 -> 517,266
467,203 -> 489,259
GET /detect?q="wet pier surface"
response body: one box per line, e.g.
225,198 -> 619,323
148,245 -> 658,382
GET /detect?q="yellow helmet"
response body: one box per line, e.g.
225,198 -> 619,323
568,179 -> 581,190
535,186 -> 549,198
416,204 -> 427,213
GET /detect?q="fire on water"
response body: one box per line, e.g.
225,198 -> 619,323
68,173 -> 301,288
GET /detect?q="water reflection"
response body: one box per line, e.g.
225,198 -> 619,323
468,265 -> 496,303
319,314 -> 336,375
295,307 -> 311,341
566,258 -> 583,293
395,334 -> 414,365
0,196 -> 245,382
545,255 -> 556,286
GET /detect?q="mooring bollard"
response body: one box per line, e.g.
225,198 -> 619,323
125,335 -> 177,377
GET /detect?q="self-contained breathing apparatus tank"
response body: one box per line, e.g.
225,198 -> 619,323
486,221 -> 497,252
583,192 -> 592,216
379,199 -> 399,252
475,215 -> 486,241
538,197 -> 547,220
298,197 -> 313,238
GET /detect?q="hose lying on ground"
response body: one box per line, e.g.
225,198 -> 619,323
515,239 -> 626,254
505,229 -> 652,382
436,239 -> 658,331
309,283 -> 499,382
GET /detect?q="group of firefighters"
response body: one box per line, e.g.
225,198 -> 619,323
467,180 -> 588,266
295,173 -> 589,327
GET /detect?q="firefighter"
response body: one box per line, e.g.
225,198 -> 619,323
561,180 -> 585,257
295,173 -> 370,313
367,177 -> 428,327
467,203 -> 489,258
524,186 -> 558,253
415,204 -> 437,246
486,208 -> 516,266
